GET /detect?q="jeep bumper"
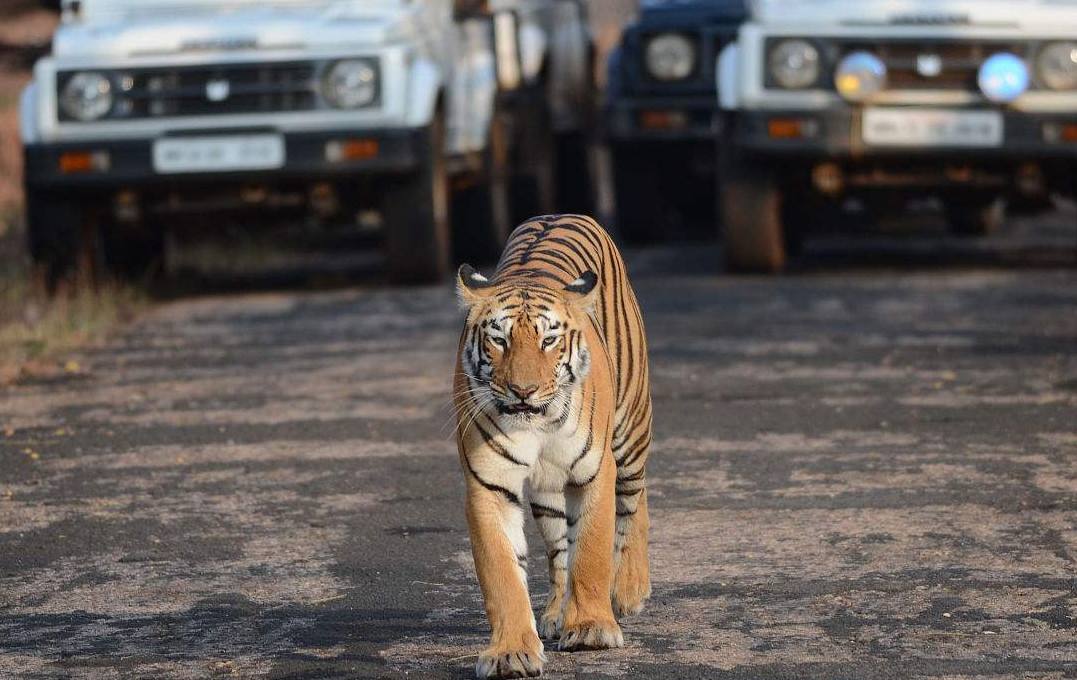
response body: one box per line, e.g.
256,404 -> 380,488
605,95 -> 721,142
24,127 -> 426,190
731,109 -> 1077,160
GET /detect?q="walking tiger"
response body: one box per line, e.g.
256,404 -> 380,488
454,214 -> 653,679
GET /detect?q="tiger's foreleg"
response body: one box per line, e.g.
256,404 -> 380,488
464,454 -> 544,679
530,490 -> 569,640
559,446 -> 624,651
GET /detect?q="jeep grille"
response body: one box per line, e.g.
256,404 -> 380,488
59,61 -> 320,121
838,40 -> 1029,94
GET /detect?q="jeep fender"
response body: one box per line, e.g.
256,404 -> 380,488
19,81 -> 39,144
404,56 -> 443,129
718,42 -> 740,111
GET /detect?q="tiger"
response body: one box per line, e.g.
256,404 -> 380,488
453,214 -> 653,679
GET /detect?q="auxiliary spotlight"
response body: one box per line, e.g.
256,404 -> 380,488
978,53 -> 1030,103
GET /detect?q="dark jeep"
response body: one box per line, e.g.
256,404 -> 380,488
604,0 -> 747,243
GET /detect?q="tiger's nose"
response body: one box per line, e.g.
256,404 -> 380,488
508,382 -> 538,400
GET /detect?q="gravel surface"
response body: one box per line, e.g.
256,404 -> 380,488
1,215 -> 1075,679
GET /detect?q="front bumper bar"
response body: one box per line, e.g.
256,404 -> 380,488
731,109 -> 1077,159
24,127 -> 425,190
604,95 -> 721,142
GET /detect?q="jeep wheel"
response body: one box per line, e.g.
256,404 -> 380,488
452,106 -> 512,266
945,194 -> 1004,237
102,221 -> 165,283
26,189 -> 81,286
509,101 -> 556,226
554,130 -> 595,216
611,144 -> 664,244
719,154 -> 787,273
383,114 -> 452,284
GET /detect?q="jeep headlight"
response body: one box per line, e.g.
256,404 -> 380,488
323,59 -> 379,109
1037,41 -> 1077,91
645,33 -> 696,81
769,39 -> 820,90
60,72 -> 113,121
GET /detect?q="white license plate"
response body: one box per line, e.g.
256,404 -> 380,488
153,135 -> 285,174
863,109 -> 1003,148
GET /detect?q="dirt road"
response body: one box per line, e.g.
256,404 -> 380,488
1,216 -> 1075,679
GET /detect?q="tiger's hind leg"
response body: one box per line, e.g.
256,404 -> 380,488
530,491 -> 569,640
612,433 -> 652,618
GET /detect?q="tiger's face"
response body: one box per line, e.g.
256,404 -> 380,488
457,265 -> 599,421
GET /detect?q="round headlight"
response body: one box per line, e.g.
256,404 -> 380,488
60,72 -> 113,121
834,51 -> 887,102
1037,41 -> 1077,91
769,39 -> 821,90
323,59 -> 378,109
645,33 -> 696,81
978,53 -> 1029,103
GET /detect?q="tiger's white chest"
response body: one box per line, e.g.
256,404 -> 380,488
494,416 -> 594,494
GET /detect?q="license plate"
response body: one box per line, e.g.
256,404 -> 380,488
153,134 -> 285,174
863,109 -> 1003,148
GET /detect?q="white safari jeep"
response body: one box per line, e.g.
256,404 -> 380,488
20,0 -> 594,284
717,0 -> 1077,272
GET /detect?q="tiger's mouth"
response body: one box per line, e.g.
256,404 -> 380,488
498,401 -> 545,416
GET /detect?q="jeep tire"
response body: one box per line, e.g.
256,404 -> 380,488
384,114 -> 452,284
554,130 -> 595,217
452,105 -> 512,266
102,220 -> 164,283
26,188 -> 85,287
611,144 -> 664,245
945,193 -> 1004,237
719,153 -> 787,273
509,97 -> 556,226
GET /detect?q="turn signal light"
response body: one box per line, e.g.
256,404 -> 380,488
59,151 -> 110,174
767,118 -> 818,140
1043,122 -> 1077,143
639,110 -> 688,130
326,139 -> 379,162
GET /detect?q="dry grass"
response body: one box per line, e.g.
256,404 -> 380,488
0,8 -> 142,387
0,218 -> 146,386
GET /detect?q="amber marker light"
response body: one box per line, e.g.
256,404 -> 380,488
58,151 -> 110,174
325,139 -> 379,162
767,118 -> 804,139
639,110 -> 688,130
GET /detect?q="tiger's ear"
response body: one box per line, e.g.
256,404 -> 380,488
564,271 -> 599,312
457,264 -> 495,308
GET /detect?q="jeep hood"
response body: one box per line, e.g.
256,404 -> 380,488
751,0 -> 1077,27
55,0 -> 414,58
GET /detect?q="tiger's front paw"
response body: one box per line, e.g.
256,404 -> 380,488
537,611 -> 562,640
475,646 -> 545,679
559,618 -> 624,652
